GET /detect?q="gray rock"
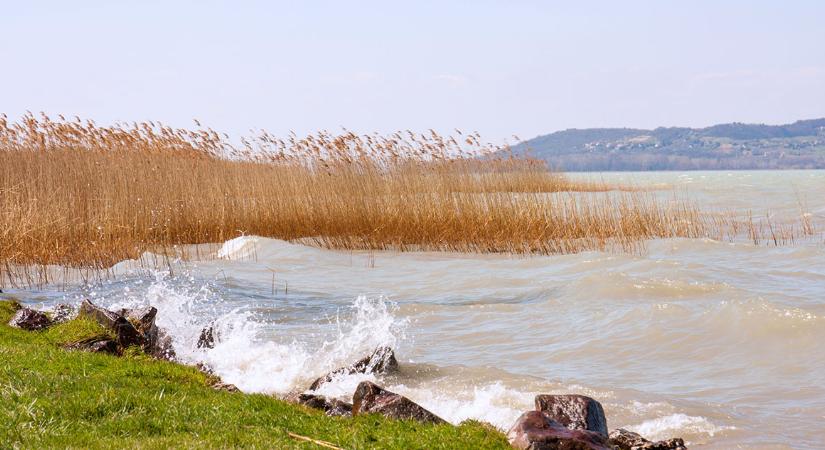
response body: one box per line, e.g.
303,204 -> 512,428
507,410 -> 611,450
352,381 -> 445,424
78,299 -> 143,348
9,308 -> 53,331
309,346 -> 399,391
609,428 -> 686,450
298,393 -> 353,417
535,394 -> 608,437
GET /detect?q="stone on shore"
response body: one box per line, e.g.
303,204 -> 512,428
78,299 -> 143,347
534,394 -> 608,437
352,381 -> 445,424
122,306 -> 159,350
609,428 -> 687,450
9,307 -> 53,331
298,393 -> 353,417
309,346 -> 399,390
65,337 -> 119,355
51,303 -> 76,323
507,410 -> 611,450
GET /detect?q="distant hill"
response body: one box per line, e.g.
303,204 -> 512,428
512,119 -> 825,171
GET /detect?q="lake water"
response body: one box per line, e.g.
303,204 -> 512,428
9,170 -> 825,448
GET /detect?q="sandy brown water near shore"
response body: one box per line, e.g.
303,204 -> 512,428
6,170 -> 825,449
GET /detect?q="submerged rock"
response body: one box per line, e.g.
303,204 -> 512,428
309,346 -> 399,390
534,394 -> 608,437
507,410 -> 611,450
65,337 -> 119,355
352,381 -> 445,424
9,308 -> 53,331
298,393 -> 353,417
609,428 -> 686,450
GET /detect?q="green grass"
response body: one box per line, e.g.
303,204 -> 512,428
0,300 -> 509,449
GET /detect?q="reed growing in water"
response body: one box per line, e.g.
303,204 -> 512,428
0,113 -> 811,285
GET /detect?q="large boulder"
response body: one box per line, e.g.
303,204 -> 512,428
507,410 -> 611,450
535,394 -> 608,437
9,308 -> 53,331
309,346 -> 399,390
298,393 -> 353,417
352,381 -> 445,424
609,428 -> 686,450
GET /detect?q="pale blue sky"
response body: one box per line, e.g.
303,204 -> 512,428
2,1 -> 824,142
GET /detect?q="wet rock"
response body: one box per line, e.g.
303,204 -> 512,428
352,381 -> 445,424
123,306 -> 158,346
65,337 -> 119,355
309,346 -> 399,390
149,329 -> 176,361
535,394 -> 608,437
609,429 -> 686,450
8,307 -> 53,331
195,362 -> 215,375
78,299 -> 143,348
197,326 -> 215,349
51,303 -> 76,323
507,410 -> 611,450
298,393 -> 353,417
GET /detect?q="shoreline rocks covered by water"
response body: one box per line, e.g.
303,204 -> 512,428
6,299 -> 687,449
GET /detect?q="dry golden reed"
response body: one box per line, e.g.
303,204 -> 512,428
0,113 -> 814,286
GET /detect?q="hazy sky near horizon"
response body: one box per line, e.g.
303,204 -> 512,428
2,1 -> 824,142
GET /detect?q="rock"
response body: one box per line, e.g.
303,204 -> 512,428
210,380 -> 240,392
535,394 -> 608,437
8,307 -> 53,331
352,381 -> 445,424
149,329 -> 176,361
298,393 -> 353,417
507,410 -> 611,450
197,326 -> 215,349
195,362 -> 214,375
51,303 -> 76,323
65,337 -> 119,355
609,429 -> 686,450
78,299 -> 143,348
78,299 -> 121,328
123,306 -> 159,352
309,346 -> 399,390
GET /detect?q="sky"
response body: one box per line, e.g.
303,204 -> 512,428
2,1 -> 824,143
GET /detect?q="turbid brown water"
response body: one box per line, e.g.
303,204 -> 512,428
10,170 -> 825,448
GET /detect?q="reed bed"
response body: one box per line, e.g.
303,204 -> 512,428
0,113 -> 815,286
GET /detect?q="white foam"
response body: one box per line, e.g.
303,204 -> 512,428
627,413 -> 734,441
217,235 -> 258,260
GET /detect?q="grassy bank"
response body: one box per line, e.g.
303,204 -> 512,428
0,300 -> 509,449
